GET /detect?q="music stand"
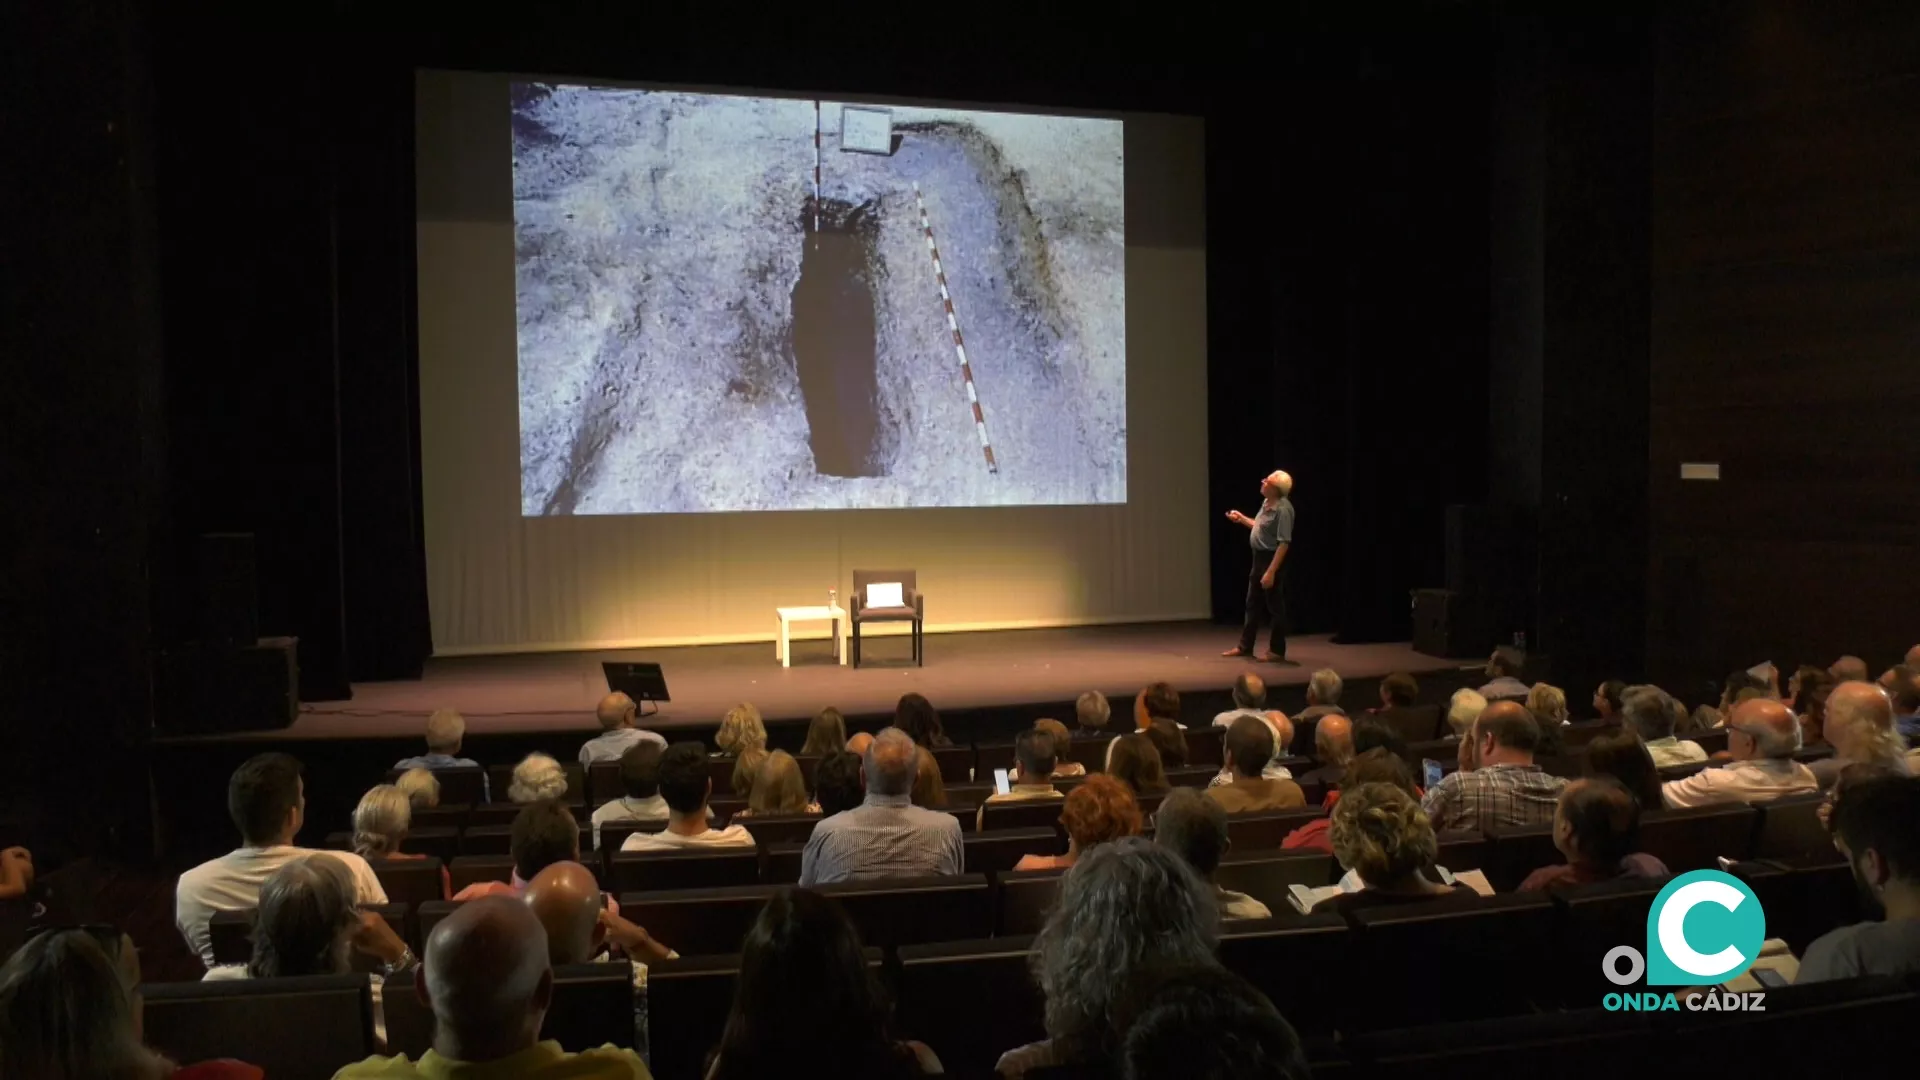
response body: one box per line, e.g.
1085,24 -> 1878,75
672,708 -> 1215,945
601,662 -> 669,717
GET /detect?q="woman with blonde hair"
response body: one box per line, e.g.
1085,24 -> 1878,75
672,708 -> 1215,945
802,707 -> 848,757
718,703 -> 770,795
734,750 -> 822,818
507,752 -> 569,804
1325,782 -> 1471,913
352,784 -> 450,899
393,767 -> 440,809
1527,682 -> 1570,754
910,747 -> 947,809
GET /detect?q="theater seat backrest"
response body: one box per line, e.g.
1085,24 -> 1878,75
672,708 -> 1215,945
370,857 -> 445,907
541,962 -> 638,1050
1346,891 -> 1555,1030
762,841 -> 804,884
896,937 -> 1046,1074
1751,793 -> 1829,860
387,766 -> 486,806
447,855 -> 515,895
1215,852 -> 1341,908
1225,808 -> 1326,852
1218,912 -> 1351,1037
735,813 -> 822,846
965,827 -> 1062,874
1638,803 -> 1758,870
144,974 -> 374,1080
620,884 -> 775,957
979,799 -> 1069,833
998,869 -> 1066,935
819,874 -> 992,948
586,761 -> 623,807
1485,823 -> 1560,892
608,849 -> 761,893
647,954 -> 741,1080
1546,874 -> 1672,1008
933,745 -> 977,783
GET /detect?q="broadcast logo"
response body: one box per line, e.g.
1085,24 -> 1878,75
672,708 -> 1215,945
1601,869 -> 1769,1012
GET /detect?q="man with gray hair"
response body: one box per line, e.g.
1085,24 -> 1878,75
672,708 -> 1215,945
1446,688 -> 1488,739
1621,685 -> 1709,768
1222,469 -> 1297,665
1662,698 -> 1818,809
1155,787 -> 1271,920
1811,682 -> 1913,789
800,727 -> 963,885
394,707 -> 490,802
1479,646 -> 1530,701
1072,690 -> 1112,741
578,691 -> 668,765
1292,667 -> 1347,757
1211,672 -> 1268,729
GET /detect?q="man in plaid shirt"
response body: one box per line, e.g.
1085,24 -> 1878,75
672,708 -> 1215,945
1422,702 -> 1566,831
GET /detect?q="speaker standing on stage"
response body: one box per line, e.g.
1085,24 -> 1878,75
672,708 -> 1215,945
1223,470 -> 1296,665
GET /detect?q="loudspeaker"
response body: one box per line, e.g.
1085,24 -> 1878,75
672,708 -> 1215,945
1413,588 -> 1471,658
153,636 -> 298,734
198,533 -> 259,645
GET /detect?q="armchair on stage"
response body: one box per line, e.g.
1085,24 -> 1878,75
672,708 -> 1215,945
851,569 -> 924,668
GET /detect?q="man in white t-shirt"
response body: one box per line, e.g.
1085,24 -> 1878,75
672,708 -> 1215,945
579,692 -> 670,766
590,742 -> 670,851
174,752 -> 388,969
620,742 -> 754,852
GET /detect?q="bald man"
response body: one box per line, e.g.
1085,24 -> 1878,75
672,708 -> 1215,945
1421,701 -> 1567,831
579,692 -> 668,765
1812,682 -> 1913,789
524,861 -> 672,967
1223,469 -> 1298,665
845,731 -> 874,757
336,896 -> 650,1078
1832,655 -> 1871,684
1295,714 -> 1355,791
1881,666 -> 1920,740
1662,698 -> 1818,809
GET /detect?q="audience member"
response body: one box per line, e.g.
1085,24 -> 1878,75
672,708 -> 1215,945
621,742 -> 754,851
1297,668 -> 1346,728
1909,645 -> 1920,671
801,728 -> 963,885
1795,668 -> 1838,747
578,692 -> 668,766
1518,778 -> 1669,891
708,888 -> 939,1079
1880,665 -> 1920,740
590,743 -> 668,851
1811,681 -> 1911,791
1831,655 -> 1871,684
0,926 -> 186,1080
335,897 -> 649,1077
734,750 -> 821,818
175,753 -> 387,969
813,751 -> 866,817
978,729 -> 1066,829
1115,966 -> 1308,1080
1479,646 -> 1529,701
508,753 -> 569,804
716,702 -> 769,758
1205,716 -> 1305,812
1620,685 -> 1707,768
1328,783 -> 1472,911
1527,683 -> 1570,753
1074,691 -> 1113,740
1593,679 -> 1627,721
1156,787 -> 1270,919
1144,718 -> 1188,768
1797,772 -> 1920,982
1376,672 -> 1419,711
1662,698 -> 1817,808
895,693 -> 952,748
1445,688 -> 1487,738
1293,714 -> 1353,792
1032,718 -> 1088,776
1135,682 -> 1182,730
523,861 -> 671,969
352,784 -> 450,899
1015,775 -> 1143,871
0,845 -> 34,902
996,838 -> 1219,1078
1210,673 -> 1267,729
729,747 -> 771,801
1682,703 -> 1723,735
801,706 -> 848,757
1583,731 -> 1665,808
1421,702 -> 1566,831
846,731 -> 875,758
393,708 -> 489,802
911,748 -> 948,809
1350,716 -> 1409,761
394,768 -> 440,810
1107,734 -> 1170,797
458,800 -> 614,902
1284,749 -> 1413,852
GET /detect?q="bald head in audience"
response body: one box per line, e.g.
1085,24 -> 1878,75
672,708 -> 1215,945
1728,698 -> 1801,761
1907,645 -> 1920,670
845,731 -> 874,757
595,692 -> 637,731
522,861 -> 603,966
1315,714 -> 1354,767
1263,712 -> 1294,760
1831,655 -> 1870,683
418,897 -> 553,1064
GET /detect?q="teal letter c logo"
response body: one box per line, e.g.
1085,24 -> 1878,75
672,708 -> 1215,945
1645,870 -> 1764,986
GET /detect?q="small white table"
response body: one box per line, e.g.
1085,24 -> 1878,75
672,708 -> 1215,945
775,604 -> 848,667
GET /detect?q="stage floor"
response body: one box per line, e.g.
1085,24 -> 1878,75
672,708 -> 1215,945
273,621 -> 1466,740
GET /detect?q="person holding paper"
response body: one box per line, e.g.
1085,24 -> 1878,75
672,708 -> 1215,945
1222,470 -> 1296,665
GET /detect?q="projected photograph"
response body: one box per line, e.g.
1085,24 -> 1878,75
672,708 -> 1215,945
511,83 -> 1125,515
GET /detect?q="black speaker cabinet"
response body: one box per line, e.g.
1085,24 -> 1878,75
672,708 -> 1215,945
1413,588 -> 1476,659
154,636 -> 298,734
198,533 -> 259,645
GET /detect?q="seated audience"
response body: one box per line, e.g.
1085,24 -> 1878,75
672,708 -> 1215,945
1015,775 -> 1143,871
1135,682 -> 1183,730
1662,698 -> 1817,808
1909,644 -> 1920,671
590,743 -> 668,851
458,800 -> 614,904
393,708 -> 489,802
1032,718 -> 1087,776
895,693 -> 952,748
708,888 -> 941,1079
1788,666 -> 1835,738
1144,718 -> 1189,769
1422,702 -> 1566,831
801,728 -> 963,885
1797,771 -> 1920,982
801,706 -> 848,757
1831,654 -> 1871,684
1284,749 -> 1413,852
729,747 -> 771,802
1718,669 -> 1772,725
978,729 -> 1066,828
335,897 -> 650,1078
996,838 -> 1220,1078
734,750 -> 821,818
1293,714 -> 1353,792
508,753 -> 569,804
846,731 -> 875,758
1518,777 -> 1669,891
1620,685 -> 1707,768
1205,716 -> 1305,812
1350,715 -> 1409,761
910,748 -> 948,809
1527,682 -> 1570,753
620,742 -> 754,851
813,750 -> 866,817
579,692 -> 668,767
1328,782 -> 1473,911
0,845 -> 33,901
1880,665 -> 1920,740
1073,690 -> 1113,741
1682,703 -> 1723,735
1478,645 -> 1530,701
176,753 -> 387,969
1296,668 -> 1347,732
1593,679 -> 1627,722
1107,734 -> 1170,797
352,784 -> 451,900
1584,731 -> 1666,808
1156,787 -> 1270,919
1811,681 -> 1912,789
1445,688 -> 1488,739
1373,672 -> 1420,713
716,703 -> 770,797
393,768 -> 440,810
524,861 -> 672,969
1116,966 -> 1309,1080
1210,673 -> 1268,729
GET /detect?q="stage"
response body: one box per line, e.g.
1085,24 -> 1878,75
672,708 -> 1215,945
234,621 -> 1469,742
